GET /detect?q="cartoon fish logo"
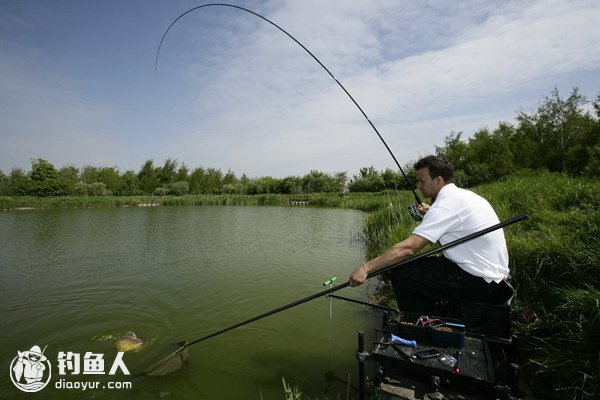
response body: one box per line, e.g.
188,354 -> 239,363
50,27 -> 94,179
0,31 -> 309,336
10,345 -> 52,392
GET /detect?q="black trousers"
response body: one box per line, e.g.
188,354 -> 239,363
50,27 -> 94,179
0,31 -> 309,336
387,255 -> 508,317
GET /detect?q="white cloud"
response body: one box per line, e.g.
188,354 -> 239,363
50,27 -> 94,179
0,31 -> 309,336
355,0 -> 600,116
1,0 -> 599,176
159,0 -> 599,176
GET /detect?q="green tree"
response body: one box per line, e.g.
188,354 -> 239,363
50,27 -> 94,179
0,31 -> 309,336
188,166 -> 204,194
435,132 -> 469,174
80,166 -> 100,184
0,170 -> 9,196
203,168 -> 223,193
514,87 -> 592,174
175,164 -> 189,182
300,170 -> 345,193
302,170 -> 338,193
29,158 -> 57,183
188,166 -> 224,194
464,126 -> 514,186
563,92 -> 600,177
89,182 -> 110,196
222,169 -> 237,186
277,176 -> 302,194
28,158 -> 70,196
380,168 -> 406,190
167,181 -> 189,196
97,167 -> 122,195
348,166 -> 385,192
137,160 -> 159,194
58,166 -> 79,184
56,165 -> 79,196
117,170 -> 140,196
334,171 -> 348,192
250,176 -> 279,194
436,89 -> 600,185
580,94 -> 600,177
8,168 -> 30,196
158,158 -> 178,186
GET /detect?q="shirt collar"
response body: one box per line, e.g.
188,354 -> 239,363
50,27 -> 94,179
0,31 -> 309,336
433,183 -> 456,203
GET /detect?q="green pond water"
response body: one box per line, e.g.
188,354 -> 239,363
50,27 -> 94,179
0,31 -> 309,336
0,206 -> 382,399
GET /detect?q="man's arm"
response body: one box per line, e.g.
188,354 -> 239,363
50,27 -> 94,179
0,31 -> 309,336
349,234 -> 430,287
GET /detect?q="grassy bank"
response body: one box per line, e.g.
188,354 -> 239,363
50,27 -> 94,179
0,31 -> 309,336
0,191 -> 399,213
478,173 -> 599,400
361,172 -> 599,400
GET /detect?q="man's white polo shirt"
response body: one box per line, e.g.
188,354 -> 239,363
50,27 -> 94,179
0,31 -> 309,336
412,183 -> 509,283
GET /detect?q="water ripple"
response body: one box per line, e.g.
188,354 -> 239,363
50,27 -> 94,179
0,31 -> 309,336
0,207 -> 368,399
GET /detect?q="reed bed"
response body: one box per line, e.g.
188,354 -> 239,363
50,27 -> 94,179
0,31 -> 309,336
1,192 -> 402,212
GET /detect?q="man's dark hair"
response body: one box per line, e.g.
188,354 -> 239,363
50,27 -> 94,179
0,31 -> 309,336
414,155 -> 454,183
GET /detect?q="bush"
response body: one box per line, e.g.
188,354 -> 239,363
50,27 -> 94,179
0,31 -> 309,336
152,187 -> 169,196
0,196 -> 16,210
167,181 -> 189,196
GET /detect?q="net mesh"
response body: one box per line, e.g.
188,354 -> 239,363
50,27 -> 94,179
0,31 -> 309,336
142,341 -> 189,377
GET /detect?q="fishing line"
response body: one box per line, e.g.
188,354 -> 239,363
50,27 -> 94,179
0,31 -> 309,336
155,3 -> 423,205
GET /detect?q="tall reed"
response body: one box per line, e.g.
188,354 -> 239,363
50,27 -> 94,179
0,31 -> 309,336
2,192 -> 399,212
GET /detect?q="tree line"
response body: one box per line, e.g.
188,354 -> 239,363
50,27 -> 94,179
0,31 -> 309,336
0,155 -> 421,197
1,87 -> 598,197
436,87 -> 600,186
0,158 -> 351,197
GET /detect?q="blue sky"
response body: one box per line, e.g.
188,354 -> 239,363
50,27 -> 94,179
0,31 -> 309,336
1,0 -> 599,178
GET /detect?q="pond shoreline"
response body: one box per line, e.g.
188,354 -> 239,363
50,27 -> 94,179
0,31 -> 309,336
0,192 -> 406,212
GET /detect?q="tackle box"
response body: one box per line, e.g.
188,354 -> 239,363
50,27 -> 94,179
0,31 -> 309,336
391,316 -> 466,348
371,320 -> 495,385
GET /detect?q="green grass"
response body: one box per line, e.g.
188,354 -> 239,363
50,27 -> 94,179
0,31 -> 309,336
0,191 -> 407,212
0,196 -> 16,210
276,376 -> 352,400
361,172 -> 599,399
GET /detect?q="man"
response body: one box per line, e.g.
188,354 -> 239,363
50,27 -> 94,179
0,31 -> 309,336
349,155 -> 510,316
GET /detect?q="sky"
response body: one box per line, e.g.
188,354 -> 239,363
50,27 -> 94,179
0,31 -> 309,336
1,0 -> 599,178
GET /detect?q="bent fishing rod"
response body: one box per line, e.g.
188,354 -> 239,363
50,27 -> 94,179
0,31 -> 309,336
155,3 -> 424,211
142,214 -> 526,376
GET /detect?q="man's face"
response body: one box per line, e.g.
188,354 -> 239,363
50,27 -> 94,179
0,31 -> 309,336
415,167 -> 442,199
